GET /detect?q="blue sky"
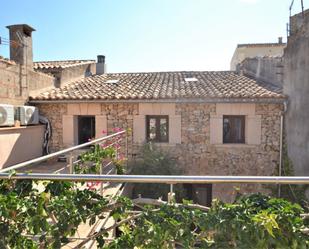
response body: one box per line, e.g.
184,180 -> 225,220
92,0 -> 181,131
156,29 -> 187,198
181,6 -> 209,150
0,0 -> 308,72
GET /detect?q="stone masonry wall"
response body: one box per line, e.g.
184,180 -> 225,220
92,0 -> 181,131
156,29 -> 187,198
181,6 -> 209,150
0,60 -> 55,105
36,103 -> 67,151
35,102 -> 282,201
172,103 -> 282,201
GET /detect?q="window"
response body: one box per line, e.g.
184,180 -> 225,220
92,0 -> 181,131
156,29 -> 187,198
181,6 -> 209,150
184,77 -> 198,82
105,79 -> 119,84
78,116 -> 95,144
146,115 -> 169,142
223,115 -> 245,143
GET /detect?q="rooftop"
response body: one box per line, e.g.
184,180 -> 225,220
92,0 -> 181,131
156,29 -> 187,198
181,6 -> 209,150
33,59 -> 95,70
29,71 -> 285,102
237,43 -> 286,48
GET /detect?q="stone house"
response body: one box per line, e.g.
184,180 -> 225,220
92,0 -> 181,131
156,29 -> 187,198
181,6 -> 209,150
0,24 -> 96,168
1,23 -> 287,202
29,69 -> 286,202
230,39 -> 286,71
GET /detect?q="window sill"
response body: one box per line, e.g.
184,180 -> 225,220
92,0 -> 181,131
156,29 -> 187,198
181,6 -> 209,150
213,144 -> 258,148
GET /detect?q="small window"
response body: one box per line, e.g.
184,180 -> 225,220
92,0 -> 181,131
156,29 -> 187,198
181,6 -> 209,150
78,116 -> 95,144
184,77 -> 198,82
146,115 -> 169,142
105,79 -> 119,84
223,115 -> 245,143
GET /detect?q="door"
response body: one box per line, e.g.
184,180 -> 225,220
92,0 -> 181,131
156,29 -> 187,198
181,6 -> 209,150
78,116 -> 95,144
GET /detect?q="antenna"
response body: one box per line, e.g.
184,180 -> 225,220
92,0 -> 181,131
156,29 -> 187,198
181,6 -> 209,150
16,31 -> 25,46
289,0 -> 295,17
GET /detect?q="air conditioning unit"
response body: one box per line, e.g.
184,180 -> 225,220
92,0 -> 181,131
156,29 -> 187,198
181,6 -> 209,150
0,104 -> 14,127
15,106 -> 39,125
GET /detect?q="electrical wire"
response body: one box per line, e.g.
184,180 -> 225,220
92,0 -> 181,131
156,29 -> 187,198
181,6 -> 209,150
0,36 -> 22,47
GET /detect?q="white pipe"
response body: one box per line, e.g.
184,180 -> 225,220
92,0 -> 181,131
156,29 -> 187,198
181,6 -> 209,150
278,100 -> 288,197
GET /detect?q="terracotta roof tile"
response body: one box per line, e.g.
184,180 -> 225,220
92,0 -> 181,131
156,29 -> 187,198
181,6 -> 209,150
33,60 -> 95,70
29,71 -> 285,101
237,43 -> 286,48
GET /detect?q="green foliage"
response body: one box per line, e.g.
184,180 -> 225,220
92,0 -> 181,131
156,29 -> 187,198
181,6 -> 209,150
0,178 -> 109,248
268,143 -> 308,208
0,176 -> 308,249
74,144 -> 116,174
114,159 -> 126,175
106,193 -> 309,249
130,143 -> 185,201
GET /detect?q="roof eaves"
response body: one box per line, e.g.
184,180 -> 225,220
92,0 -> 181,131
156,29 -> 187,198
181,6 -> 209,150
29,97 -> 287,104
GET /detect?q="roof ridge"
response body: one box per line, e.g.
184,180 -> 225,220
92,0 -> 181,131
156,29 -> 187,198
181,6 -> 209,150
34,59 -> 95,63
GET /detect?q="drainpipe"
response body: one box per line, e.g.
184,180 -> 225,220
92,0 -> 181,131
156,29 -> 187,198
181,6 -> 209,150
278,100 -> 288,197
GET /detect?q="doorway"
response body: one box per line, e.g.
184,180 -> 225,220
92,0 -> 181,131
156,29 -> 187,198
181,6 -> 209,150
78,116 -> 95,144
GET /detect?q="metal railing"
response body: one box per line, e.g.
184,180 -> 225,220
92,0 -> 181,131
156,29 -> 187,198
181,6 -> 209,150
0,130 -> 126,173
0,174 -> 309,184
0,130 -> 127,195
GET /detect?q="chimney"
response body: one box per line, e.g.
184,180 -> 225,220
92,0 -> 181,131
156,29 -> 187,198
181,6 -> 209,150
96,55 -> 106,75
6,24 -> 35,68
278,37 -> 283,44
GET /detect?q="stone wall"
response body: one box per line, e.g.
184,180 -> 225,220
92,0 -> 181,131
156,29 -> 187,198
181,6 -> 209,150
0,59 -> 55,105
284,9 -> 309,176
37,103 -> 67,150
35,63 -> 96,87
174,103 -> 282,201
35,101 -> 282,201
238,57 -> 284,87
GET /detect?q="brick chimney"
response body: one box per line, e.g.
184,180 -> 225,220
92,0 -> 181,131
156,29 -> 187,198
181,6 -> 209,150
6,24 -> 35,68
96,55 -> 106,75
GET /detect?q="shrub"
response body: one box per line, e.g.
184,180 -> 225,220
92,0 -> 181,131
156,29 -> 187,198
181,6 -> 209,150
129,143 -> 185,201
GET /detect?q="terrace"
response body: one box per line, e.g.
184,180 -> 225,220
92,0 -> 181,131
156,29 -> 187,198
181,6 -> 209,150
0,130 -> 309,248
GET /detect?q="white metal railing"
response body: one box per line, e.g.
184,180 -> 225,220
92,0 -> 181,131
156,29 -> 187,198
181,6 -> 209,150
0,173 -> 309,185
0,130 -> 126,173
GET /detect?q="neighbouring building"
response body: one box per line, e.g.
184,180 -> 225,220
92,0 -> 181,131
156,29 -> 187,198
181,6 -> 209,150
237,56 -> 284,88
0,24 -> 97,168
234,9 -> 309,183
230,38 -> 286,71
29,70 -> 286,202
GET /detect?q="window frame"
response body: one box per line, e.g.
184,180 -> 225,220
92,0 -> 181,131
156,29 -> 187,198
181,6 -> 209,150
223,115 -> 245,144
146,115 -> 169,143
